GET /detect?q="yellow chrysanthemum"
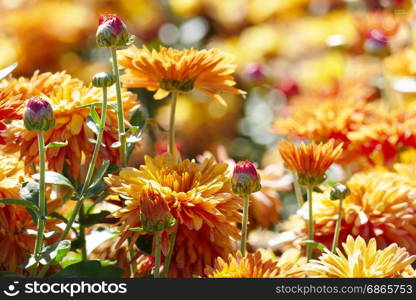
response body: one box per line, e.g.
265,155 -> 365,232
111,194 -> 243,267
278,139 -> 343,185
117,45 -> 245,105
0,153 -> 62,273
203,249 -> 305,278
306,236 -> 416,278
2,76 -> 138,178
280,171 -> 416,254
105,153 -> 242,277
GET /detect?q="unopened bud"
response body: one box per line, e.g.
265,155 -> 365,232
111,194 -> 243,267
330,183 -> 351,201
92,72 -> 116,88
140,192 -> 176,233
231,161 -> 261,195
23,97 -> 55,131
96,14 -> 133,49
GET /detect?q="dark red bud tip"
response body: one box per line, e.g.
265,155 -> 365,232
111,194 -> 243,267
243,62 -> 265,81
98,14 -> 125,35
232,160 -> 261,195
96,13 -> 132,49
277,78 -> 299,99
24,97 -> 55,131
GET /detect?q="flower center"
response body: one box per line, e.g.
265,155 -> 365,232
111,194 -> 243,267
160,79 -> 194,92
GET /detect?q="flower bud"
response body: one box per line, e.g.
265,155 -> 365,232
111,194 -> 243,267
243,62 -> 265,81
277,78 -> 299,99
364,29 -> 389,57
96,14 -> 132,49
330,183 -> 351,201
140,192 -> 176,233
23,97 -> 55,131
231,161 -> 261,195
92,72 -> 116,88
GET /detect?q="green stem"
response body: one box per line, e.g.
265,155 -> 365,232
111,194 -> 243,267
168,92 -> 177,156
153,231 -> 162,278
37,87 -> 109,277
79,203 -> 87,261
240,194 -> 250,256
161,226 -> 177,278
306,186 -> 314,262
30,131 -> 46,277
331,197 -> 343,253
160,92 -> 179,278
293,173 -> 304,207
111,48 -> 127,167
127,237 -> 137,278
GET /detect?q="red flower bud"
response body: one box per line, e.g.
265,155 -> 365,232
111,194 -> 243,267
231,161 -> 261,195
277,78 -> 299,99
140,191 -> 176,233
96,14 -> 133,49
23,97 -> 55,131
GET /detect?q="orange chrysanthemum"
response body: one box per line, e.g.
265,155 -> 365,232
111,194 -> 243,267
117,45 -> 245,105
105,153 -> 242,277
0,71 -> 76,144
278,139 -> 343,185
1,79 -> 138,178
0,93 -> 23,144
347,110 -> 416,166
203,249 -> 305,278
306,236 -> 416,278
280,171 -> 416,254
0,154 -> 62,272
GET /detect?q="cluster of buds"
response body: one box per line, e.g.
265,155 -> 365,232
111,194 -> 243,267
23,97 -> 55,132
96,14 -> 134,49
231,161 -> 261,195
140,191 -> 176,234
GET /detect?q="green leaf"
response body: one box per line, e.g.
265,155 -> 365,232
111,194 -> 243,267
33,171 -> 74,189
46,141 -> 68,148
89,160 -> 110,189
86,115 -> 99,135
0,271 -> 24,278
80,211 -> 111,227
129,227 -> 144,232
49,212 -> 68,223
20,181 -> 40,223
89,106 -> 102,127
85,180 -> 108,199
129,106 -> 148,129
0,198 -> 40,217
51,260 -> 123,278
39,240 -> 71,265
0,62 -> 17,81
301,240 -> 327,251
